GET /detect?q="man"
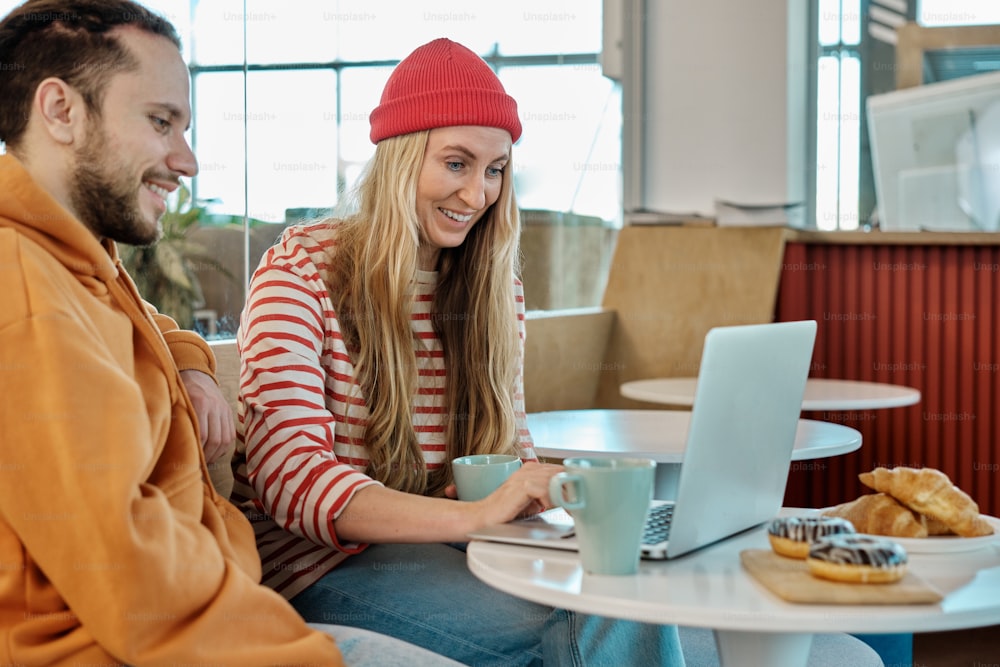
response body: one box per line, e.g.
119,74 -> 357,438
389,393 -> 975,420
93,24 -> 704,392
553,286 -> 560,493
0,2 -> 459,665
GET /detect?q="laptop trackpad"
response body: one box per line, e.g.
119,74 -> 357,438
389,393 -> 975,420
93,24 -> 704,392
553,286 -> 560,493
496,508 -> 576,540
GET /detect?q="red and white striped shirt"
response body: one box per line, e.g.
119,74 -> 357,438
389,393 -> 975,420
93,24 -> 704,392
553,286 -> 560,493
231,222 -> 534,599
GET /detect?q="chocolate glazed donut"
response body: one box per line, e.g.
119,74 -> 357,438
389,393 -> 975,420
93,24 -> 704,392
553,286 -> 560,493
807,534 -> 908,583
767,515 -> 856,559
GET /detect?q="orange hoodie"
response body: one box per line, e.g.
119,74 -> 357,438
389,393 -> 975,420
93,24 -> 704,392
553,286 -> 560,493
0,154 -> 344,666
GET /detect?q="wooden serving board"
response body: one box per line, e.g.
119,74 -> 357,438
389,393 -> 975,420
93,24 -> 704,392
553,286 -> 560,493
740,549 -> 943,605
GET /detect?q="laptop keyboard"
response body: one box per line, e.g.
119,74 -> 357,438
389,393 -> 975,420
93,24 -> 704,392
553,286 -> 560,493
642,503 -> 674,545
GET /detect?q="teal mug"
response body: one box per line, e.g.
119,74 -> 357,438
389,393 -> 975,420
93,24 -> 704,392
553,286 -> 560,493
452,454 -> 522,501
549,457 -> 656,575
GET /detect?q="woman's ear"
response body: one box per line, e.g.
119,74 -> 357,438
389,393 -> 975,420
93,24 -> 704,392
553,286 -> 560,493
33,77 -> 88,146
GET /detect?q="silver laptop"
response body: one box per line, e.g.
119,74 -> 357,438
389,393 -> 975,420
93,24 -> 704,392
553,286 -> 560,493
468,320 -> 817,560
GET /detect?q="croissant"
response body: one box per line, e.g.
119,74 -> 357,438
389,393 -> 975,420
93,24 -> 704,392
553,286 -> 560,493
822,493 -> 928,538
859,467 -> 994,538
922,515 -> 954,536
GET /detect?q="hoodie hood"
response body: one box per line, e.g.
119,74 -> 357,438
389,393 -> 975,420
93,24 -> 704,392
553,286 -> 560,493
0,153 -> 119,285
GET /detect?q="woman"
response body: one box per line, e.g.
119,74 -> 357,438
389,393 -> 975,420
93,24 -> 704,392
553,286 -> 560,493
233,38 -> 684,666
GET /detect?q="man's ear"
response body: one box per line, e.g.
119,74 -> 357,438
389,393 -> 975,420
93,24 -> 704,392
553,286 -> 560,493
33,77 -> 89,146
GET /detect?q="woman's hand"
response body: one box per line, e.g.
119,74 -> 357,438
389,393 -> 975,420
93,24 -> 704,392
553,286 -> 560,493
469,461 -> 564,527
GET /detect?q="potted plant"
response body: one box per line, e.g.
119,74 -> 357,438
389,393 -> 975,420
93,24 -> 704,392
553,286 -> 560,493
119,183 -> 231,331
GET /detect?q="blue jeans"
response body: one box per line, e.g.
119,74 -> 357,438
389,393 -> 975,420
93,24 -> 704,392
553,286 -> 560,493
290,543 -> 685,666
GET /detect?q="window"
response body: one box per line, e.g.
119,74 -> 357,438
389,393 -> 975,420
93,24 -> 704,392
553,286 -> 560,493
815,0 -> 863,231
183,0 -> 619,336
814,0 -> 1000,230
0,0 -> 620,335
184,1 -> 618,222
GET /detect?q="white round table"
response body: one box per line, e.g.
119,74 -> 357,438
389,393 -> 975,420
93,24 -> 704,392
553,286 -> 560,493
527,410 -> 862,499
620,377 -> 921,411
468,509 -> 1000,667
528,409 -> 861,462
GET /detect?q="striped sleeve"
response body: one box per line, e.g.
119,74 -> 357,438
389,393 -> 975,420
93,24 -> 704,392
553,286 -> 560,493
237,225 -> 380,552
513,279 -> 537,461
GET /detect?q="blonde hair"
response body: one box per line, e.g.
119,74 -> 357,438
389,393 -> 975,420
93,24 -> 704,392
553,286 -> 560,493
327,130 -> 522,496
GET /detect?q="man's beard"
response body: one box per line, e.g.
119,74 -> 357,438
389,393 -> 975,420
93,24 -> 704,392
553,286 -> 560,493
69,124 -> 163,247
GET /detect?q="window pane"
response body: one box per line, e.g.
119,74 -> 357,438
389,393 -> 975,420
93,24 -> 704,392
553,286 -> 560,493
492,0 -> 601,56
838,56 -> 861,230
841,0 -> 862,46
192,72 -> 247,215
190,0 -> 245,66
566,79 -> 622,223
245,70 -> 339,221
335,0 -> 600,60
815,56 -> 841,230
244,0 -> 338,64
818,0 -> 842,46
502,65 -> 621,222
819,0 -> 863,47
336,0 -> 493,60
194,69 -> 338,221
339,66 -> 393,194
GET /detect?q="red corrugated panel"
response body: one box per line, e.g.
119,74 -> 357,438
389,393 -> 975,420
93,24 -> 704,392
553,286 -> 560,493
777,241 -> 1000,518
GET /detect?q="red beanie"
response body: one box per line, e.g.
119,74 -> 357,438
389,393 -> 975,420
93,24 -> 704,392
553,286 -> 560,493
369,38 -> 522,144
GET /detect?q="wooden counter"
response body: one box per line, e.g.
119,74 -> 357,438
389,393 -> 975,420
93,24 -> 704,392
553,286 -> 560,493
785,229 -> 1000,246
776,230 -> 1000,518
